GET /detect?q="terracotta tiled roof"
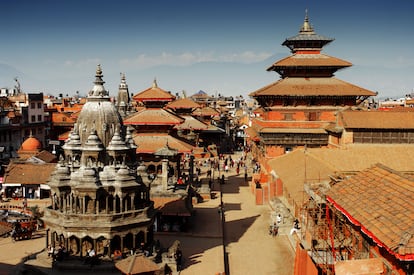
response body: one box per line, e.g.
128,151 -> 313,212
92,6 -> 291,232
268,145 -> 414,211
340,110 -> 414,129
192,106 -> 220,117
174,115 -> 208,130
132,82 -> 175,102
249,77 -> 376,97
327,164 -> 414,259
245,127 -> 260,142
33,150 -> 57,163
123,108 -> 184,125
4,163 -> 56,184
166,98 -> 201,109
267,54 -> 352,69
133,133 -> 193,153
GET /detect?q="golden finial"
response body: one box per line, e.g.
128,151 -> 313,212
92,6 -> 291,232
300,8 -> 314,33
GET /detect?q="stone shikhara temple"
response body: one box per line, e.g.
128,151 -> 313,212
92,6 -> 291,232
43,65 -> 155,258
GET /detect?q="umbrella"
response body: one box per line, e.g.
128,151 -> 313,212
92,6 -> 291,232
115,254 -> 160,275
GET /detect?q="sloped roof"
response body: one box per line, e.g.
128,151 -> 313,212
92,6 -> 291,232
268,145 -> 414,209
115,254 -> 160,274
174,115 -> 208,130
249,77 -> 376,97
166,97 -> 201,109
251,117 -> 329,133
32,150 -> 57,163
192,106 -> 220,117
4,163 -> 56,184
132,80 -> 175,102
340,110 -> 414,129
267,53 -> 352,70
327,164 -> 414,260
124,108 -> 184,125
133,133 -> 193,153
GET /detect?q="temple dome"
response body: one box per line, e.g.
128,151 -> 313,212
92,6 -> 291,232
75,65 -> 124,147
21,136 -> 42,151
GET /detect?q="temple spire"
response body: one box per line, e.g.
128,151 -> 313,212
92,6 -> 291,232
300,9 -> 314,34
152,78 -> 158,88
89,64 -> 109,97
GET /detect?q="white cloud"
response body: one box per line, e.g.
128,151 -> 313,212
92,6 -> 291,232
119,51 -> 272,69
63,58 -> 102,68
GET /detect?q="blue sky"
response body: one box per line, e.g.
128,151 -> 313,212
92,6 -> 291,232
0,0 -> 413,99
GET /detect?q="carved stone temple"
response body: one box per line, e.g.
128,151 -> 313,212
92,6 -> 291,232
43,65 -> 155,258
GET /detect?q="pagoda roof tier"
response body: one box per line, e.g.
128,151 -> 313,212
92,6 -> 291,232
123,108 -> 184,126
282,10 -> 334,52
133,133 -> 193,154
252,117 -> 329,129
132,79 -> 175,102
174,115 -> 208,130
192,106 -> 220,117
166,97 -> 201,110
267,53 -> 351,74
249,77 -> 376,97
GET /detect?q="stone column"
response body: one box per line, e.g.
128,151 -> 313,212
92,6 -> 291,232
131,195 -> 135,210
105,196 -> 108,214
82,197 -> 86,214
45,228 -> 50,248
161,159 -> 169,191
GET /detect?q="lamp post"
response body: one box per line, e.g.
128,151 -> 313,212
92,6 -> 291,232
219,170 -> 229,275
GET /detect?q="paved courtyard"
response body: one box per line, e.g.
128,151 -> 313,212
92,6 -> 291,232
0,152 -> 296,275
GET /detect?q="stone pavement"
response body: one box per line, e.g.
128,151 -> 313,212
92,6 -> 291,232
0,151 -> 296,275
157,151 -> 296,274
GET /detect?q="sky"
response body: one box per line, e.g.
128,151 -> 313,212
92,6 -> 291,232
0,0 -> 413,100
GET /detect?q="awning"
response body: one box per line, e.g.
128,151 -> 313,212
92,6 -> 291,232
2,183 -> 21,187
40,184 -> 51,190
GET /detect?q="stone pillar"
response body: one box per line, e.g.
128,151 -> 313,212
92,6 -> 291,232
161,158 -> 169,191
69,195 -> 72,213
96,200 -> 99,214
45,228 -> 50,248
113,197 -> 116,213
82,197 -> 86,214
63,196 -> 67,213
131,195 -> 135,210
106,196 -> 109,214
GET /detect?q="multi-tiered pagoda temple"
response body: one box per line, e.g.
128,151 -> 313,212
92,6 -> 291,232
248,11 -> 376,160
